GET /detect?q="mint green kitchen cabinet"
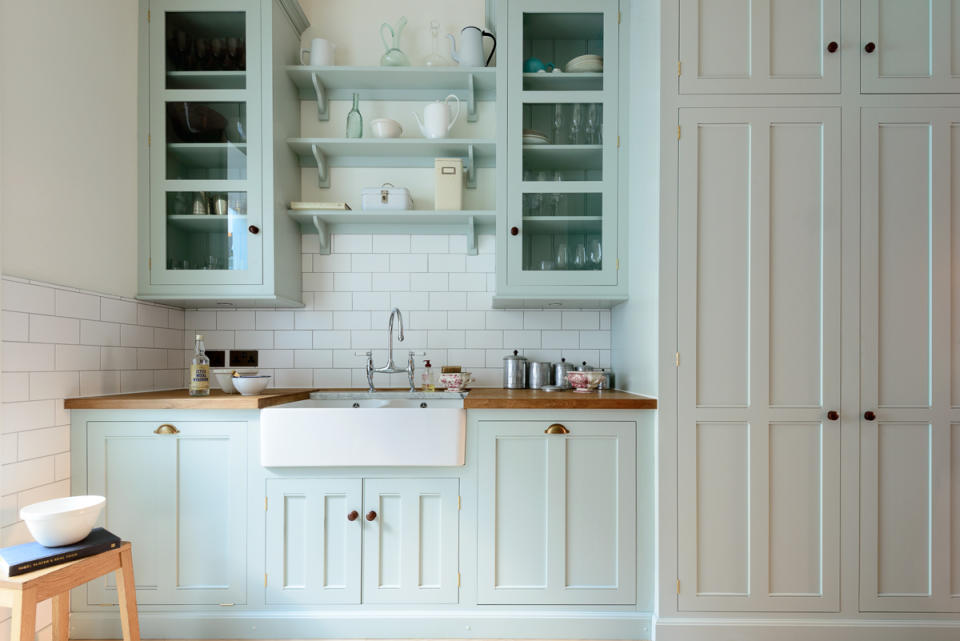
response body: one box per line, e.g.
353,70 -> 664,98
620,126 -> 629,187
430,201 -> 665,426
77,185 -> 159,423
494,0 -> 627,307
137,0 -> 307,307
264,477 -> 459,605
83,419 -> 247,605
477,418 -> 636,604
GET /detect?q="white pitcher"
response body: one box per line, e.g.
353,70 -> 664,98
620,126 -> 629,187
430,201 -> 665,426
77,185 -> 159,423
300,38 -> 336,66
413,94 -> 461,139
447,26 -> 496,67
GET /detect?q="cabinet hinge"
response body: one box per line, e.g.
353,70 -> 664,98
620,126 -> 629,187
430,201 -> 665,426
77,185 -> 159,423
677,579 -> 680,594
264,573 -> 268,587
616,259 -> 620,270
674,352 -> 680,367
148,256 -> 151,271
458,495 -> 461,510
677,125 -> 681,140
617,135 -> 620,148
147,133 -> 151,146
147,9 -> 150,22
678,60 -> 682,76
218,603 -> 235,607
458,572 -> 461,587
264,496 -> 268,511
618,11 -> 621,24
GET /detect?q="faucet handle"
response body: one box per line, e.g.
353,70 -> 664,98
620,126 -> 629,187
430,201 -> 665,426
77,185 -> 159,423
408,351 -> 426,357
355,351 -> 373,357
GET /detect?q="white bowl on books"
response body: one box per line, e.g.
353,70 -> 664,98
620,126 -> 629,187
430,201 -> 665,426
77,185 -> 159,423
20,495 -> 105,547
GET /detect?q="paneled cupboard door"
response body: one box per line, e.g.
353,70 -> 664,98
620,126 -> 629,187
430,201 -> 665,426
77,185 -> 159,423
265,479 -> 362,604
477,420 -> 636,605
86,422 -> 246,605
148,0 -> 263,286
859,109 -> 960,612
676,109 -> 841,612
678,0 -> 841,94
361,479 -> 460,604
861,1 -> 960,93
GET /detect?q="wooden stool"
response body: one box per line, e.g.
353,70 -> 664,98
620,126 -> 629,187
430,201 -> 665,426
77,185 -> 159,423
0,541 -> 139,641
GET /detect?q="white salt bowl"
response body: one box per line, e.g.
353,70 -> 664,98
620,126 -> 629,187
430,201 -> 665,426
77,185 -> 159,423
213,368 -> 259,393
20,495 -> 105,547
233,375 -> 271,396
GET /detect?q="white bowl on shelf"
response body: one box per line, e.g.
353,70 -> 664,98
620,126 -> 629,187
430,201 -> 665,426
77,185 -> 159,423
213,368 -> 259,393
233,375 -> 271,396
370,118 -> 403,138
20,495 -> 106,547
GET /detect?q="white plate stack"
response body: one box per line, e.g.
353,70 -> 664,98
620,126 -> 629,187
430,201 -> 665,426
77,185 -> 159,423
565,54 -> 603,73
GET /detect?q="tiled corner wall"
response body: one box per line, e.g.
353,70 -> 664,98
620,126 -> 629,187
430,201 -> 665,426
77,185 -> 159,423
186,233 -> 612,388
0,276 -> 188,641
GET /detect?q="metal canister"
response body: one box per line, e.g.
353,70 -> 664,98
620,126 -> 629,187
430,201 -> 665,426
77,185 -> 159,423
528,361 -> 553,389
597,369 -> 615,390
576,361 -> 595,371
553,358 -> 575,388
502,350 -> 528,389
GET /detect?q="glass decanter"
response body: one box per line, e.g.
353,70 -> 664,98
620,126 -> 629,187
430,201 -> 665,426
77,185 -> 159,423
346,93 -> 363,138
424,20 -> 449,66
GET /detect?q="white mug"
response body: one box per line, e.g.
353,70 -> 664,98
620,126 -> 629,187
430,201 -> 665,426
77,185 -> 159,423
300,38 -> 335,66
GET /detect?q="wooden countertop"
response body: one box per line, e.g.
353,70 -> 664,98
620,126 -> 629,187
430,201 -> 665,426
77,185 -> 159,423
63,389 -> 316,410
462,388 -> 657,410
64,388 -> 657,410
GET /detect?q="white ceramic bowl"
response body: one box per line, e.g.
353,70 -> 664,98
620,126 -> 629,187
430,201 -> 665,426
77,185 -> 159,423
213,368 -> 258,393
20,495 -> 105,547
233,375 -> 271,396
370,118 -> 403,138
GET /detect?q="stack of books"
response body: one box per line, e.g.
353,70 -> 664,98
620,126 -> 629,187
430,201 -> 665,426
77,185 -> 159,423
0,528 -> 121,577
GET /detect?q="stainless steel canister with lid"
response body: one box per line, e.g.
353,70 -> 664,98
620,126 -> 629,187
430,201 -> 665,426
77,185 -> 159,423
528,361 -> 553,389
502,350 -> 528,388
597,369 -> 615,390
553,358 -> 575,388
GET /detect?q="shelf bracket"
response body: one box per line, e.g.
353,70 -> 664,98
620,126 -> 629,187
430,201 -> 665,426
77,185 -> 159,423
466,73 -> 478,123
311,144 -> 330,188
310,72 -> 329,121
465,215 -> 478,256
465,143 -> 477,189
311,215 -> 331,254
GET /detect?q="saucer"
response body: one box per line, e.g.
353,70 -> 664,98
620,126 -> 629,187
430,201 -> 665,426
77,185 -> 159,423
572,387 -> 597,393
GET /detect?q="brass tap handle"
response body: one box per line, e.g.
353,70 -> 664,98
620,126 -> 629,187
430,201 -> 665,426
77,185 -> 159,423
544,423 -> 570,435
154,424 -> 180,435
366,510 -> 377,521
347,511 -> 359,522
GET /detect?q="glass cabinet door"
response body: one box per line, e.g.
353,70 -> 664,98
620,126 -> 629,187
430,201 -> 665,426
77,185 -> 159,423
507,0 -> 619,287
149,0 -> 262,286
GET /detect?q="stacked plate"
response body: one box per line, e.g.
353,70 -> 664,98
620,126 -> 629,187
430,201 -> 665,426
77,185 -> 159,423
522,129 -> 550,145
565,54 -> 603,73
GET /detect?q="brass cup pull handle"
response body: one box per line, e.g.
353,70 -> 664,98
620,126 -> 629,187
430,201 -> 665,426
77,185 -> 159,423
154,424 -> 180,435
347,510 -> 359,522
545,423 -> 570,435
366,510 -> 377,521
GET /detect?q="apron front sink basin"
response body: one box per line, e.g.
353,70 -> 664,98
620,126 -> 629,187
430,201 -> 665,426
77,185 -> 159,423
259,393 -> 466,467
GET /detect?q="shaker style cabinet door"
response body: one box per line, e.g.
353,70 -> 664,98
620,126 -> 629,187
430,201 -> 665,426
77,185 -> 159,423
861,0 -> 960,93
477,420 -> 636,605
859,109 -> 960,612
676,109 -> 841,612
265,479 -> 362,605
678,0 -> 840,94
86,421 -> 246,605
361,479 -> 460,604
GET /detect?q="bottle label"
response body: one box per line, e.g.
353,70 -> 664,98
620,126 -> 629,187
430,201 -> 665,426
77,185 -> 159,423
190,364 -> 210,391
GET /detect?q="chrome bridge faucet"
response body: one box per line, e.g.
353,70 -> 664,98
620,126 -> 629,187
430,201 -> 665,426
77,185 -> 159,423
359,308 -> 418,392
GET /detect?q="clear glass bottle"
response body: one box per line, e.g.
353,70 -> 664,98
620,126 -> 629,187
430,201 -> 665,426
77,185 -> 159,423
346,92 -> 363,138
189,334 -> 211,396
421,359 -> 435,391
424,19 -> 449,66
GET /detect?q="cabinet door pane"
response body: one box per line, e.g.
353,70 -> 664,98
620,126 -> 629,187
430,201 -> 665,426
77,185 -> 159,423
265,479 -> 362,604
361,478 -> 459,604
164,10 -> 247,90
677,108 -> 841,612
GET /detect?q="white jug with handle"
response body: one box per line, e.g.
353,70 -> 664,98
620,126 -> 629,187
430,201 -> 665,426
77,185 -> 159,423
448,26 -> 496,67
413,94 -> 461,139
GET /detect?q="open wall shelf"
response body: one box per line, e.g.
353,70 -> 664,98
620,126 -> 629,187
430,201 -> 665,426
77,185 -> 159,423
286,66 -> 497,122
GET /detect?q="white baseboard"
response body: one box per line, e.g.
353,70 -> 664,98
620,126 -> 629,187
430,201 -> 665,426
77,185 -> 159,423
655,617 -> 960,641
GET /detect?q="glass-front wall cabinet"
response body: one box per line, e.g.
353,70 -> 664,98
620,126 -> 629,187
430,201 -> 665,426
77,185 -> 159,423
507,0 -> 619,287
149,0 -> 262,285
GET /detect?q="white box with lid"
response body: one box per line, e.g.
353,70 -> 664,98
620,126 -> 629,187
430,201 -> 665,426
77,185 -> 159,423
361,183 -> 413,210
434,158 -> 463,210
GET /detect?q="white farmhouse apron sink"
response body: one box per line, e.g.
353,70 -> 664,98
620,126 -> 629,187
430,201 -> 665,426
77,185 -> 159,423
259,392 -> 466,467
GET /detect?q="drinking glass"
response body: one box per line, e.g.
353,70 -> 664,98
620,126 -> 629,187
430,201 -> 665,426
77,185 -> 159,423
549,172 -> 563,216
588,238 -> 602,268
585,104 -> 598,144
573,243 -> 587,270
552,103 -> 565,144
568,103 -> 582,145
556,239 -> 569,269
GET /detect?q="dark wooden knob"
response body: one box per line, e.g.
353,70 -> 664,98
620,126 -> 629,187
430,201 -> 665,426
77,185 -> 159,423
347,510 -> 359,521
827,41 -> 839,53
864,42 -> 876,53
826,410 -> 839,421
864,410 -> 876,421
365,510 -> 377,521
248,225 -> 260,234
510,226 -> 519,236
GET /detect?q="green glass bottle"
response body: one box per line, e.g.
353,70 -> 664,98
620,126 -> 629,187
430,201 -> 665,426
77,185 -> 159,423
346,92 -> 362,138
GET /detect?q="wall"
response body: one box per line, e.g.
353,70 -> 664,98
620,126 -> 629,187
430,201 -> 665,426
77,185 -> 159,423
0,277 -> 186,641
188,232 -> 612,387
0,0 -> 139,299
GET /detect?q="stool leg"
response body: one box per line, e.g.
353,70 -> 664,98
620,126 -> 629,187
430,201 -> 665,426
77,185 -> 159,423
52,591 -> 69,641
11,587 -> 37,641
115,546 -> 140,641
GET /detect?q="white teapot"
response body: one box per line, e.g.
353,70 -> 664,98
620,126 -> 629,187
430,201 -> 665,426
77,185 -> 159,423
413,94 -> 461,139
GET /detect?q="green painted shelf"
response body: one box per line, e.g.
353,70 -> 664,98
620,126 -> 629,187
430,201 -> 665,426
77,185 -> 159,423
167,214 -> 247,232
523,144 -> 603,171
522,215 -> 602,234
522,72 -> 603,91
166,71 -> 246,90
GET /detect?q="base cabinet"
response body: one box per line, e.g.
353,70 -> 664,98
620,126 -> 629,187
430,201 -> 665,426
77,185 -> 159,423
85,420 -> 246,605
265,477 -> 459,605
477,419 -> 636,605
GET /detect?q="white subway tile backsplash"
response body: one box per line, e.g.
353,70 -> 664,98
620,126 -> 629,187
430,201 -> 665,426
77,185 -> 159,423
18,426 -> 69,460
28,372 -> 80,401
467,292 -> 494,310
217,310 -> 256,330
486,310 -> 524,330
599,310 -> 611,330
303,272 -> 334,292
2,400 -> 56,434
410,235 -> 449,253
29,315 -> 79,344
467,331 -> 504,349
429,291 -> 466,310
411,273 -> 449,291
101,347 -> 138,370
274,330 -> 313,349
3,343 -> 55,372
372,234 -> 411,253
313,253 -> 353,273
198,330 -> 235,350
120,370 -> 156,393
351,254 -> 389,272
448,235 -> 468,254
138,304 -> 169,328
542,330 -> 581,349
478,234 -> 495,254
313,330 -> 351,349
258,349 -> 294,369
334,272 -> 372,292
294,311 -> 334,330
332,234 -> 373,253
446,349 -> 486,368
353,292 -> 391,311
580,330 -> 611,349
410,311 -> 447,329
524,311 -> 562,330
350,330 -> 388,349
100,297 -> 138,324
2,311 -> 28,342
313,292 -> 353,310
427,330 -> 466,349
313,369 -> 351,387
334,311 -> 371,330
504,330 -> 542,349
294,350 -> 333,368
80,320 -> 120,346
429,254 -> 466,273
255,311 -> 294,330
2,281 -> 56,315
371,273 -> 410,291
185,310 -> 217,329
391,291 -> 430,310
155,327 -> 183,349
79,370 -> 121,397
17,480 -> 70,512
120,324 -> 154,348
2,373 -> 29,403
449,273 -> 485,292
235,330 -> 275,350
561,311 -> 600,330
389,254 -> 428,272
168,308 -> 185,330
137,348 -> 167,370
276,369 -> 314,388
1,457 -> 55,495
447,311 -> 486,330
55,345 -> 101,371
54,452 -> 70,481
466,253 -> 495,273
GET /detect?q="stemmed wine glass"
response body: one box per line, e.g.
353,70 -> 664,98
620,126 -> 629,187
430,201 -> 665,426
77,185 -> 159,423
555,236 -> 569,270
585,104 -> 598,144
552,103 -> 565,144
569,103 -> 582,145
588,238 -> 602,269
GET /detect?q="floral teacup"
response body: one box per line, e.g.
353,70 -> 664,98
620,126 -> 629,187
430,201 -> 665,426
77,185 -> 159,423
438,371 -> 474,391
